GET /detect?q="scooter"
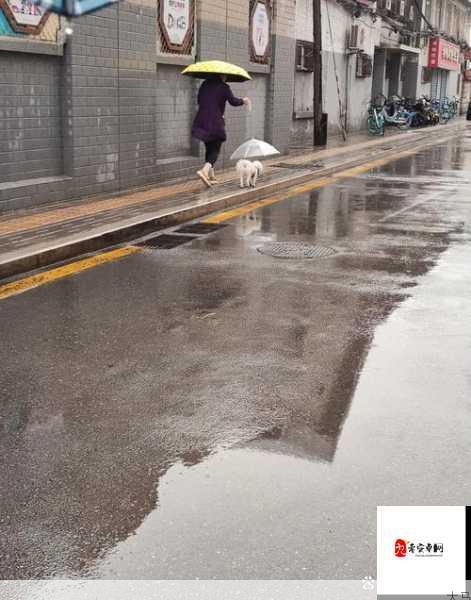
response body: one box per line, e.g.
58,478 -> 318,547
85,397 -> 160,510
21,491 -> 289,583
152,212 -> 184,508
367,102 -> 385,136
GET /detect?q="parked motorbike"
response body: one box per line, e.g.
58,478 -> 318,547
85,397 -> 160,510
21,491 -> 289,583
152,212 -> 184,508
374,94 -> 409,129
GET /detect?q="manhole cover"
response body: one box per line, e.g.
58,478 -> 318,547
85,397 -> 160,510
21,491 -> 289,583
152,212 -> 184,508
257,242 -> 337,259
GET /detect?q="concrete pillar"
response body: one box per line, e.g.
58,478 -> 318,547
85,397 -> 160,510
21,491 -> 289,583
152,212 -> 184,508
266,0 -> 296,154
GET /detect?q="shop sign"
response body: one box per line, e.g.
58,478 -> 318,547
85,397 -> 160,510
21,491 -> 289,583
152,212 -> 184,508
428,37 -> 460,71
250,0 -> 271,63
463,51 -> 471,82
0,0 -> 49,34
159,0 -> 193,53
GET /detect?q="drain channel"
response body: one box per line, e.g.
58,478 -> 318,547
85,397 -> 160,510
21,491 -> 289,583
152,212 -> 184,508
273,162 -> 324,170
175,223 -> 227,235
138,234 -> 197,249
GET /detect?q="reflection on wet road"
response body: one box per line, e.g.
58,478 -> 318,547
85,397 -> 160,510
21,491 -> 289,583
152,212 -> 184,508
1,135 -> 471,580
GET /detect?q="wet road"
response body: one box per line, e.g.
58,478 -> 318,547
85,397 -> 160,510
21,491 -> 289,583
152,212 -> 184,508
1,134 -> 471,583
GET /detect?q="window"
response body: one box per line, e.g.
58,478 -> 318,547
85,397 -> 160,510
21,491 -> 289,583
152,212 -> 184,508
422,67 -> 432,83
356,52 -> 373,78
295,40 -> 315,72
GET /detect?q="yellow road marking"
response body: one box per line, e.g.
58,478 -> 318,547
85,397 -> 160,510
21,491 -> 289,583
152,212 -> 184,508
0,246 -> 140,301
204,144 -> 424,224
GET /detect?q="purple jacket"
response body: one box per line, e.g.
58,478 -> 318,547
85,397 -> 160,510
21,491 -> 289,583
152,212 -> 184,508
192,79 -> 244,143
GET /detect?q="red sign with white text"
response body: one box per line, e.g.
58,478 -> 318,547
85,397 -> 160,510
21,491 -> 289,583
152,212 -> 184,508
428,37 -> 460,71
464,51 -> 471,82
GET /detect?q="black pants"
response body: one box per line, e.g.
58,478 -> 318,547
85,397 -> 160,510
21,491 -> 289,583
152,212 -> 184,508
205,140 -> 223,166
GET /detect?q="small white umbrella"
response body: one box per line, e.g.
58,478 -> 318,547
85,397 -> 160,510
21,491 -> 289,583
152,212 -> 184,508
230,138 -> 280,161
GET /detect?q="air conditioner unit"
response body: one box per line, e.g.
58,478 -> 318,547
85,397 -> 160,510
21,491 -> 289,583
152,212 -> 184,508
350,24 -> 359,49
399,0 -> 405,17
385,0 -> 392,11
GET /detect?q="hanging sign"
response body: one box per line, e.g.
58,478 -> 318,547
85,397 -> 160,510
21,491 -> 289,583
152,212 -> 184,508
0,0 -> 49,34
159,0 -> 194,53
250,0 -> 271,63
428,37 -> 460,71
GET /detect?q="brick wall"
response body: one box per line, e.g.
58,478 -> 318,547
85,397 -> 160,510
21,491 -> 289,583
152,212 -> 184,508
118,1 -> 157,188
244,74 -> 268,140
198,0 -> 295,166
64,6 -> 120,198
267,0 -> 296,154
155,64 -> 195,158
0,51 -> 62,184
0,0 -> 297,209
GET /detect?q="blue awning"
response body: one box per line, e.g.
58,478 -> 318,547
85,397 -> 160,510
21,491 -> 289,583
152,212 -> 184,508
33,0 -> 118,17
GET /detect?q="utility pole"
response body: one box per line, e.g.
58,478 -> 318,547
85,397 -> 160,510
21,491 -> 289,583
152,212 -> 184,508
313,0 -> 323,145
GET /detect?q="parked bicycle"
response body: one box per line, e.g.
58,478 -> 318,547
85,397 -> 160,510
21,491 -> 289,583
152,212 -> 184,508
368,93 -> 459,134
374,94 -> 409,129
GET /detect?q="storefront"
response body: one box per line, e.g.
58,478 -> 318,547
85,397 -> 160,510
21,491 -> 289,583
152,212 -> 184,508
428,37 -> 461,99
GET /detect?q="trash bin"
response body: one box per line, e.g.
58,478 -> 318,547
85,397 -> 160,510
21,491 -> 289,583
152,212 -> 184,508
467,101 -> 471,121
314,113 -> 328,146
320,113 -> 328,145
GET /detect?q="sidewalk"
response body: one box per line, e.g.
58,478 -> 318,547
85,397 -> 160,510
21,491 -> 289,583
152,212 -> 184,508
0,121 -> 466,280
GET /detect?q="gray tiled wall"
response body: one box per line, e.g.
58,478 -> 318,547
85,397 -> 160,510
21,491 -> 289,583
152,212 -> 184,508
0,51 -> 63,184
155,64 -> 196,158
64,5 -> 120,199
0,1 -> 296,210
267,33 -> 296,155
118,1 -> 157,188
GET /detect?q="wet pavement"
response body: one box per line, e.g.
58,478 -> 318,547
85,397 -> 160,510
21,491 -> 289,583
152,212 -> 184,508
1,134 -> 471,584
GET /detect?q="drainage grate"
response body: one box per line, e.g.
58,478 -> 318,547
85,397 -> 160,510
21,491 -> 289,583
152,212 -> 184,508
273,162 -> 324,170
175,223 -> 227,235
257,242 -> 337,259
138,234 -> 197,249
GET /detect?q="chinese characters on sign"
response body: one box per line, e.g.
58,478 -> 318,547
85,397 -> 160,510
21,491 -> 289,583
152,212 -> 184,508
464,51 -> 471,82
159,0 -> 193,54
0,0 -> 48,34
428,37 -> 460,71
395,538 -> 444,558
250,0 -> 271,63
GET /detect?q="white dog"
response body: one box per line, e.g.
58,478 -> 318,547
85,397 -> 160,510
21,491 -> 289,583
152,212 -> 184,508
236,160 -> 264,188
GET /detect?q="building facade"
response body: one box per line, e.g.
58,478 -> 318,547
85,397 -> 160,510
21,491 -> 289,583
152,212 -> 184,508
292,0 -> 471,146
0,0 -> 297,210
0,0 -> 470,211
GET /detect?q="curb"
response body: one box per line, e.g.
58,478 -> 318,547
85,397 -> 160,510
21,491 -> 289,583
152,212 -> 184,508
0,123 -> 464,281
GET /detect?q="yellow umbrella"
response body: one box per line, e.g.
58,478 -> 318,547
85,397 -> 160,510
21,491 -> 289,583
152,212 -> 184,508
181,60 -> 251,83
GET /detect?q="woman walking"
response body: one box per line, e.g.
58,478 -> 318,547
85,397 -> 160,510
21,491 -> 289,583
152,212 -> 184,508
192,74 -> 250,187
